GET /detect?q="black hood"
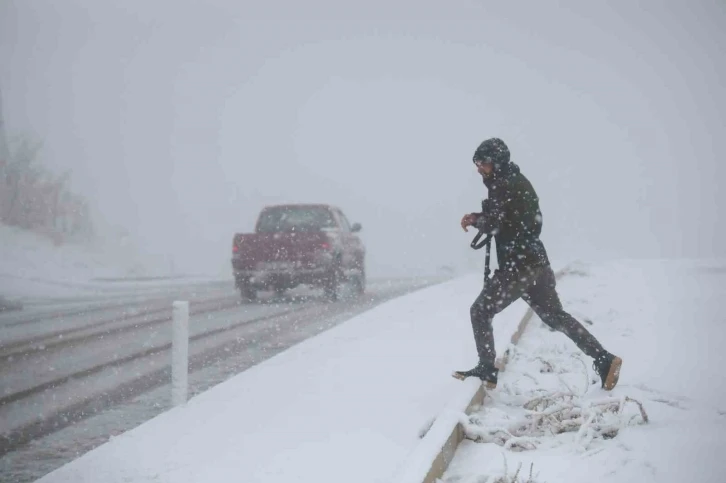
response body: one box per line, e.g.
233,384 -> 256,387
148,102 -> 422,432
473,137 -> 510,171
474,138 -> 519,189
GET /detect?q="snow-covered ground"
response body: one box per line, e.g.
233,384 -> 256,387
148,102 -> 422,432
32,257 -> 726,482
444,259 -> 726,483
0,224 -> 223,302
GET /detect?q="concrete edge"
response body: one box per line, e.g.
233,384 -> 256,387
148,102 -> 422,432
391,378 -> 484,483
390,267 -> 571,483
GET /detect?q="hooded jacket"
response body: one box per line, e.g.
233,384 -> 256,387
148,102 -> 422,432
472,139 -> 549,271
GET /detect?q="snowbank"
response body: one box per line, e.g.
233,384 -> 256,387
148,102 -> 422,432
0,224 -> 212,301
444,259 -> 726,483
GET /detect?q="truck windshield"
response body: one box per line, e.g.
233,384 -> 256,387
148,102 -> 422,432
257,207 -> 336,233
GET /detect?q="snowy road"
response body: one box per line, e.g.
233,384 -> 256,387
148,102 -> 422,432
0,276 -> 440,481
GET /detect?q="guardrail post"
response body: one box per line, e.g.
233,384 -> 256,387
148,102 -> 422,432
172,301 -> 189,406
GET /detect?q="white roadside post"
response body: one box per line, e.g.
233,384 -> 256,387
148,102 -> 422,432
171,301 -> 189,406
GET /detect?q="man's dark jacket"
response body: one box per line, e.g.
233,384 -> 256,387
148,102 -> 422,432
474,161 -> 550,271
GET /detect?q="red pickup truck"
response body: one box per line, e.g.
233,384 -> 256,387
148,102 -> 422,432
231,204 -> 366,301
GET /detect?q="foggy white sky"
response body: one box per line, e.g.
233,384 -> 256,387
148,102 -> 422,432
1,1 -> 724,277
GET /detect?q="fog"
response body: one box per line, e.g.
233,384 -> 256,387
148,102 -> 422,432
1,1 -> 724,278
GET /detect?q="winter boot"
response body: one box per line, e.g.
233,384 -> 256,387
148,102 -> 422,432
452,362 -> 499,389
593,352 -> 622,390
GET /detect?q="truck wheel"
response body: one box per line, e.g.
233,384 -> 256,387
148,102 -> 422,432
353,269 -> 366,296
324,264 -> 344,302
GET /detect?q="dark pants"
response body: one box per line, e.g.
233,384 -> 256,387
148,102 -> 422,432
470,264 -> 605,365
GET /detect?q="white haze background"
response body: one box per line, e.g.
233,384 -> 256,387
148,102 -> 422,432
1,1 -> 724,278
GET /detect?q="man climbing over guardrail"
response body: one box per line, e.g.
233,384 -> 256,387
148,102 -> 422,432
455,137 -> 622,391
